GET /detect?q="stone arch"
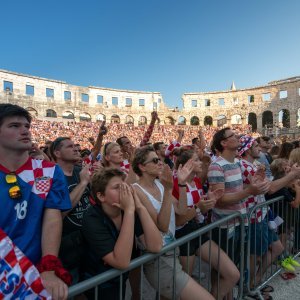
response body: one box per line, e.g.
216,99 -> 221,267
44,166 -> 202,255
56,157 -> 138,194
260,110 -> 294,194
231,114 -> 242,125
111,114 -> 120,124
248,112 -> 257,131
79,112 -> 91,121
190,116 -> 199,126
204,116 -> 213,126
217,114 -> 227,127
262,111 -> 273,128
62,111 -> 75,119
138,116 -> 147,125
96,113 -> 106,122
165,116 -> 175,125
125,115 -> 134,124
46,109 -> 57,118
278,109 -> 290,128
26,107 -> 38,117
178,116 -> 186,125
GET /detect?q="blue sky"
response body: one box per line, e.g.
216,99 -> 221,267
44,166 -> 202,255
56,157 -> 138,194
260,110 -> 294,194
1,0 -> 300,108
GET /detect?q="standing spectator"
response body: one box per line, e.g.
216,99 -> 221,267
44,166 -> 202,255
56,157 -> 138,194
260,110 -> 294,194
50,136 -> 92,283
132,146 -> 214,300
208,128 -> 269,264
0,104 -> 72,299
256,136 -> 274,179
172,146 -> 240,299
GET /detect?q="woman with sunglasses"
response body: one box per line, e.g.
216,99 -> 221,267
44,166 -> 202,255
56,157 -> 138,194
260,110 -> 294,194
172,146 -> 240,299
132,145 -> 214,300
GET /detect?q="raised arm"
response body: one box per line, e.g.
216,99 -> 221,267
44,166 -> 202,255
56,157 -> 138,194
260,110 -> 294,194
62,165 -> 90,218
268,164 -> 300,195
91,121 -> 107,160
158,164 -> 177,232
140,111 -> 158,146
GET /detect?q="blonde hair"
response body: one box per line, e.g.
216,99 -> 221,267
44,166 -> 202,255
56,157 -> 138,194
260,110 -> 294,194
289,148 -> 300,165
102,142 -> 121,167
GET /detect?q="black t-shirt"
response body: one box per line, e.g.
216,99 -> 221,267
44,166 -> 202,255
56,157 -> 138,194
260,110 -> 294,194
265,186 -> 295,227
63,166 -> 91,235
81,205 -> 143,277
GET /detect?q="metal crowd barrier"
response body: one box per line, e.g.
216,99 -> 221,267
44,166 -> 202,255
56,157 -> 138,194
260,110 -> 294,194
68,212 -> 245,300
245,196 -> 300,299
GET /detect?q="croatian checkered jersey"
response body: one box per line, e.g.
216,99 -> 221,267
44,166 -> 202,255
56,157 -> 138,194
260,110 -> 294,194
165,140 -> 181,157
240,159 -> 267,223
0,157 -> 71,264
120,159 -> 130,175
172,174 -> 204,207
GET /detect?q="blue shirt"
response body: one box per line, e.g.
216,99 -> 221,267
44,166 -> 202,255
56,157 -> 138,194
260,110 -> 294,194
0,158 -> 71,264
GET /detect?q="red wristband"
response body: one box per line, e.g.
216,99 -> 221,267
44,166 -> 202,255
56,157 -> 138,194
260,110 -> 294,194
36,255 -> 72,286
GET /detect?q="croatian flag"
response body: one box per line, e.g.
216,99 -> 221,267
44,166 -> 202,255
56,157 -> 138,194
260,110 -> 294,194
0,229 -> 51,299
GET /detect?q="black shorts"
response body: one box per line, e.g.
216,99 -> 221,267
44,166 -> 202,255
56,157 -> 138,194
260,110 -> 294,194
211,225 -> 241,265
175,220 -> 209,256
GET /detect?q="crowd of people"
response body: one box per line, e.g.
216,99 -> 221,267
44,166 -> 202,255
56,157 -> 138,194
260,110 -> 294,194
1,104 -> 300,300
30,119 -> 255,150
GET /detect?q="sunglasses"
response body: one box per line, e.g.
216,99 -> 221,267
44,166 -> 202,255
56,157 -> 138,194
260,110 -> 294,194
222,133 -> 235,140
144,157 -> 161,165
6,173 -> 22,199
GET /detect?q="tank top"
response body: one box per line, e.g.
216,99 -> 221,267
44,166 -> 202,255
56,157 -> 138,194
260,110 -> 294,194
133,179 -> 175,246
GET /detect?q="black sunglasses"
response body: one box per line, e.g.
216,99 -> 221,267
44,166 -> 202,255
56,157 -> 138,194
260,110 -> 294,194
144,157 -> 161,165
222,133 -> 235,140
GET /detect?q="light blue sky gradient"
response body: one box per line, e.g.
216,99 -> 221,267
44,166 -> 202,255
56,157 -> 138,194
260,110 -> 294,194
1,0 -> 300,108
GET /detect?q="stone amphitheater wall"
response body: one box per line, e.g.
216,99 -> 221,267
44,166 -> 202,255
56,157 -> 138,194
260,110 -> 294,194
1,69 -> 300,131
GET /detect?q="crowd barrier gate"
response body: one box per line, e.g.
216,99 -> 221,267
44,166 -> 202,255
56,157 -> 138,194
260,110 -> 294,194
69,196 -> 298,299
68,212 -> 245,300
246,196 -> 300,300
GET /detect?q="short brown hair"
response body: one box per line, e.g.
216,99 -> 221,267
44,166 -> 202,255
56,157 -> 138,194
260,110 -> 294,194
91,168 -> 126,202
49,137 -> 70,161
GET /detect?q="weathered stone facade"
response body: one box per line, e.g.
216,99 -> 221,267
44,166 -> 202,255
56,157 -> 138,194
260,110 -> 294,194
1,69 -> 300,131
0,69 -> 181,126
182,77 -> 300,130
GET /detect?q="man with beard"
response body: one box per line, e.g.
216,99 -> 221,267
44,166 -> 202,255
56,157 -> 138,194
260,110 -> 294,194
50,137 -> 91,283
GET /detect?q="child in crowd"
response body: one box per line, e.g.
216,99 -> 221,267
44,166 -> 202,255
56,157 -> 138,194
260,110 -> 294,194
172,146 -> 240,299
81,168 -> 162,299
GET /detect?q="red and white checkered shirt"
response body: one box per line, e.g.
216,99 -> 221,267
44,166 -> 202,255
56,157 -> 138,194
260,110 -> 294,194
165,140 -> 181,158
172,174 -> 204,207
17,159 -> 56,200
240,159 -> 265,223
120,159 -> 130,175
